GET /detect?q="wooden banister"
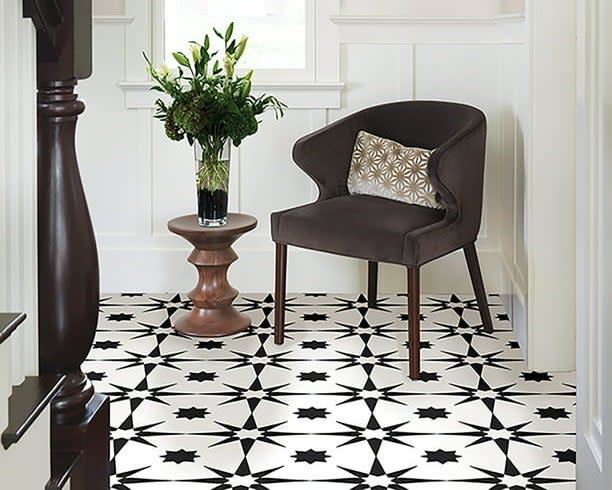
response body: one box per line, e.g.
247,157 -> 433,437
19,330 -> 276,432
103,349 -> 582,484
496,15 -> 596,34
22,0 -> 63,61
0,313 -> 26,345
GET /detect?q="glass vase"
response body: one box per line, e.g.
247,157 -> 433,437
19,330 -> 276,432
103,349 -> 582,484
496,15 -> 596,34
195,140 -> 231,227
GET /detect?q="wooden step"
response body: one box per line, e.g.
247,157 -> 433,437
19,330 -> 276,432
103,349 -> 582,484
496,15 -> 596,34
1,374 -> 65,449
46,451 -> 84,490
0,312 -> 26,345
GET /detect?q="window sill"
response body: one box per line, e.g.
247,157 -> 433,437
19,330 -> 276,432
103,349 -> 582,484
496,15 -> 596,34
117,81 -> 345,110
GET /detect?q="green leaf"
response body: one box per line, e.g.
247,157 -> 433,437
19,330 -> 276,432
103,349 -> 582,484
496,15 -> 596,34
172,51 -> 191,68
240,79 -> 252,98
234,36 -> 248,60
204,34 -> 210,50
213,27 -> 224,39
224,22 -> 234,42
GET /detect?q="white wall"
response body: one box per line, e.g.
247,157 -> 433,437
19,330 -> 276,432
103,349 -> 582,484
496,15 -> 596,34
576,0 -> 610,485
499,42 -> 529,354
525,0 -> 576,372
0,0 -> 38,394
0,2 -> 49,488
500,0 -> 525,15
93,0 -> 124,15
80,0 -> 528,298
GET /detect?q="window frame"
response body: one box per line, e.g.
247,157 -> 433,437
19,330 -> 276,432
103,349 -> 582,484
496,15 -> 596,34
152,0 -> 317,82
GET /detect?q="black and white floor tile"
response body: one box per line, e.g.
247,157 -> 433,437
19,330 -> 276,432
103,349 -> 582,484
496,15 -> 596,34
85,293 -> 576,489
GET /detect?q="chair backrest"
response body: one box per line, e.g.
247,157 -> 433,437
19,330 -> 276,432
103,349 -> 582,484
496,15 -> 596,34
359,101 -> 487,238
362,100 -> 484,150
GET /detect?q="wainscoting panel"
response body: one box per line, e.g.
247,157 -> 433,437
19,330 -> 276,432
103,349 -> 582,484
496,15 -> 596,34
576,0 -> 610,484
0,0 -> 38,389
330,43 -> 414,122
499,42 -> 529,356
79,23 -> 152,237
415,43 -> 503,250
238,111 -> 319,226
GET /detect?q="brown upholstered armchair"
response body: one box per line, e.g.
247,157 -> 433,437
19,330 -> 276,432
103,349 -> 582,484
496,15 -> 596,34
270,101 -> 493,380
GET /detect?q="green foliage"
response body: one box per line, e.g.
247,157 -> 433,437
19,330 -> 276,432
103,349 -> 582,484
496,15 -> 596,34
144,23 -> 286,155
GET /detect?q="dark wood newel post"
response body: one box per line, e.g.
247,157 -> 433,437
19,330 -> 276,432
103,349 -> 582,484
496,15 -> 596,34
24,0 -> 109,488
37,77 -> 97,423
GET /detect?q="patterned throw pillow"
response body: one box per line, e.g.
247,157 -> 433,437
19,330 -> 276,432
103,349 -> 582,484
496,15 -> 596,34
347,130 -> 444,209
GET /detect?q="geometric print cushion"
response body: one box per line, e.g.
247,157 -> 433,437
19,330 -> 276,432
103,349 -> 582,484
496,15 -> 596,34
347,130 -> 444,209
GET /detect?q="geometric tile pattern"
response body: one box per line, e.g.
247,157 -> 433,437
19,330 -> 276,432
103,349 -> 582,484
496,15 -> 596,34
84,293 -> 576,489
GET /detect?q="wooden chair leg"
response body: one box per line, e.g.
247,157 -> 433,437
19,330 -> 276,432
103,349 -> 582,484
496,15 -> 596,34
274,242 -> 287,344
407,267 -> 421,380
368,261 -> 378,308
463,242 -> 494,333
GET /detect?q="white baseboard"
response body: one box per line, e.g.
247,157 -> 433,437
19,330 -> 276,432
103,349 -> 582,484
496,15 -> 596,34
499,254 -> 529,362
500,292 -> 528,359
99,244 -> 508,295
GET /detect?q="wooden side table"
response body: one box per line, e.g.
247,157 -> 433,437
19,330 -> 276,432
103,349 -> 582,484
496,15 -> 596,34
168,213 -> 257,337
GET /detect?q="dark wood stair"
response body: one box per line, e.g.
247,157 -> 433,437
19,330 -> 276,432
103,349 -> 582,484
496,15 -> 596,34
2,374 -> 65,449
46,451 -> 84,490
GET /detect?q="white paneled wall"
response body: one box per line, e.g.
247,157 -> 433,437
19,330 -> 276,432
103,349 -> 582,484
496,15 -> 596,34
500,0 -> 526,15
93,0 -> 125,15
576,0 -> 610,485
499,42 -> 529,353
0,2 -> 48,489
0,1 -> 38,391
79,1 -> 528,301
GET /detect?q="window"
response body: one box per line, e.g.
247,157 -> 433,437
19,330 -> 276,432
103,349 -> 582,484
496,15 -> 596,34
162,0 -> 313,80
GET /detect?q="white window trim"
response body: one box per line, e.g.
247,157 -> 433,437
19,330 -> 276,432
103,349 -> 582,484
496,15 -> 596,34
152,0 -> 317,82
109,0 -> 343,109
117,80 -> 344,110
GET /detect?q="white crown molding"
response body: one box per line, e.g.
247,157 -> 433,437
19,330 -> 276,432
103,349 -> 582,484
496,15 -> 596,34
330,12 -> 526,44
93,15 -> 136,25
117,81 -> 345,110
329,13 -> 526,24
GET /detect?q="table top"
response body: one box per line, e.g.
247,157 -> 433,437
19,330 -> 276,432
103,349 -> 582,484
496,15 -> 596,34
168,213 -> 258,237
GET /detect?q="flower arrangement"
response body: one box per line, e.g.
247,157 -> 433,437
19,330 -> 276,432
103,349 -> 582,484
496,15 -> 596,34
144,23 -> 285,225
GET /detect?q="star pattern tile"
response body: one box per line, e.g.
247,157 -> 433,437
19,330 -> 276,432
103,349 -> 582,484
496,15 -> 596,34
84,292 -> 576,489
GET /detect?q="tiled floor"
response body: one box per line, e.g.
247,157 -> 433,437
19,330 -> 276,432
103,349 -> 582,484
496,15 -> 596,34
85,293 -> 576,489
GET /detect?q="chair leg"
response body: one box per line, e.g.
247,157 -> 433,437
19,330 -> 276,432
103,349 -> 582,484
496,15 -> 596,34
274,242 -> 287,344
463,242 -> 494,333
407,267 -> 420,380
368,261 -> 378,308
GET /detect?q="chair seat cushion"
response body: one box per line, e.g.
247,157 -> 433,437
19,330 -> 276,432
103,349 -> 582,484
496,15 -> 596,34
271,195 -> 446,264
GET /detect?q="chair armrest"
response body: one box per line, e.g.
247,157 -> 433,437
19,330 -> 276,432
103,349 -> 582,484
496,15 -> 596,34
403,117 -> 487,265
430,118 -> 487,232
292,111 -> 367,200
